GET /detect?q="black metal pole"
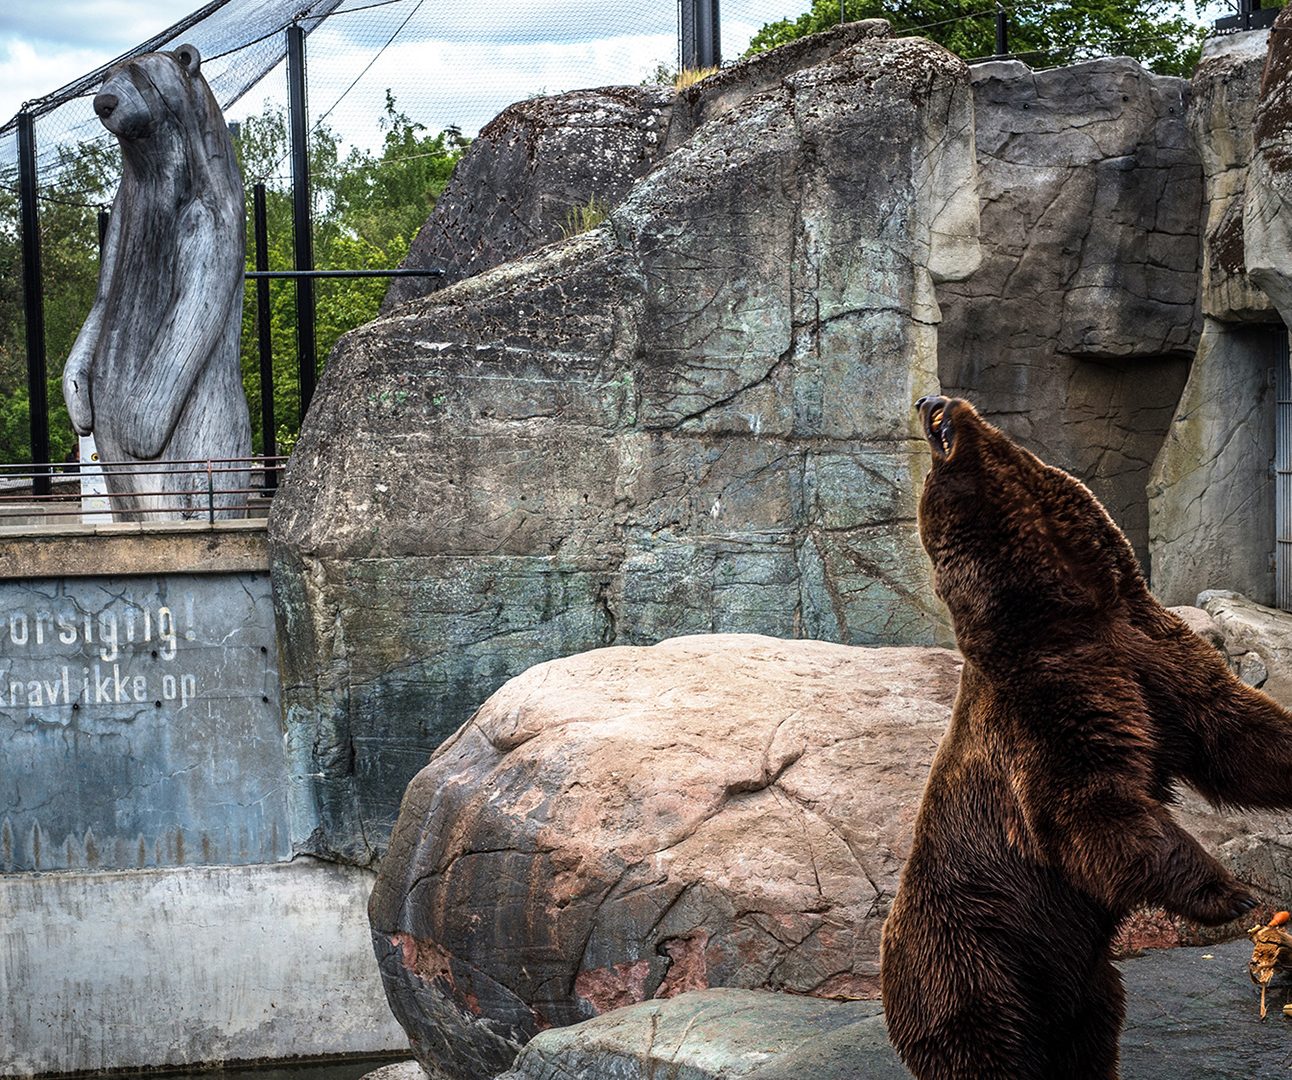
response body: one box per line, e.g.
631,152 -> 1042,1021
17,111 -> 50,490
287,24 -> 317,423
680,0 -> 721,70
995,7 -> 1008,56
253,183 -> 277,490
244,267 -> 444,279
701,0 -> 720,68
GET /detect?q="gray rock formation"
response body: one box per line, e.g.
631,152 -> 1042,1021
1194,30 -> 1275,322
271,28 -> 981,863
381,86 -> 672,312
369,634 -> 1292,1079
1244,8 -> 1292,323
938,57 -> 1199,569
1148,319 -> 1278,607
1147,30 -> 1287,609
368,636 -> 962,1080
1198,589 -> 1292,705
383,21 -> 898,314
496,991 -> 903,1080
494,940 -> 1292,1080
62,45 -> 251,520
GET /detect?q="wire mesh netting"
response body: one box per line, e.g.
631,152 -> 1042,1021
0,0 -> 800,466
0,0 -> 1229,466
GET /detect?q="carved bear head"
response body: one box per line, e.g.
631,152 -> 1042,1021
93,45 -> 204,142
913,395 -> 1148,664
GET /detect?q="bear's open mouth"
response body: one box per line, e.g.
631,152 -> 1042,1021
918,396 -> 954,458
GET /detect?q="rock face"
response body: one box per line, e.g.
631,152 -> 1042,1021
1194,30 -> 1274,323
369,634 -> 1292,1079
1147,30 -> 1286,608
271,28 -> 981,862
1198,589 -> 1292,705
495,940 -> 1292,1080
368,636 -> 964,1080
1148,319 -> 1278,607
1244,8 -> 1292,323
382,86 -> 672,312
496,991 -> 903,1080
383,21 -> 897,314
938,57 -> 1198,568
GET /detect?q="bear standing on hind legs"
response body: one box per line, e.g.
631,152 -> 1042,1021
880,395 -> 1292,1080
62,44 -> 250,521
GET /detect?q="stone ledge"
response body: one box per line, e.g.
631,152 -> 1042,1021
0,520 -> 269,578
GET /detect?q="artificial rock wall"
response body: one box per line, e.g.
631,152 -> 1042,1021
938,57 -> 1198,569
270,25 -> 980,863
1149,28 -> 1285,607
271,24 -> 1292,862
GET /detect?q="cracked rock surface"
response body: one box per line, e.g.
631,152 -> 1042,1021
367,635 -> 963,1080
367,633 -> 1292,1078
1245,9 -> 1292,324
270,28 -> 980,863
1148,318 -> 1278,607
939,57 -> 1199,569
381,86 -> 673,313
1194,29 -> 1274,322
492,939 -> 1292,1080
1147,31 -> 1285,609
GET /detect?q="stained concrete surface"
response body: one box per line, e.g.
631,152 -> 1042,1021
0,859 -> 406,1077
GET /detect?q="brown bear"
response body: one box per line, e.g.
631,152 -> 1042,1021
880,395 -> 1292,1080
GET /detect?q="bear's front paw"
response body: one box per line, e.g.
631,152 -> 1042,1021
1185,880 -> 1259,926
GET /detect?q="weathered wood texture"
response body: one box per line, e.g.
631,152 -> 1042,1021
62,45 -> 251,521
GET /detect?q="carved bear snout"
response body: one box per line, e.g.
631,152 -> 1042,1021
93,93 -> 118,119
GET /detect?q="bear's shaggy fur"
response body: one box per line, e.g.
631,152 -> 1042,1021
881,396 -> 1292,1080
63,45 -> 249,520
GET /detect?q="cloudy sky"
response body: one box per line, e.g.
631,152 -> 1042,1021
0,0 -> 789,143
2,0 -> 1235,152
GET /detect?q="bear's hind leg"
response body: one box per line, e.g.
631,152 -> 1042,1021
1044,959 -> 1125,1080
889,997 -> 1052,1080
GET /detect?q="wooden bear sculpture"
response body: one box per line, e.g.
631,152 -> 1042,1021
881,395 -> 1292,1080
63,44 -> 250,520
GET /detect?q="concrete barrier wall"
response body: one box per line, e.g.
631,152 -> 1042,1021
1,569 -> 289,872
0,524 -> 407,1076
0,860 -> 406,1076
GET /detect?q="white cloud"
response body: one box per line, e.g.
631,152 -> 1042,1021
0,39 -> 118,122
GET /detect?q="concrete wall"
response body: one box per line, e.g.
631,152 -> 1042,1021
0,569 -> 288,872
0,860 -> 405,1076
0,524 -> 406,1076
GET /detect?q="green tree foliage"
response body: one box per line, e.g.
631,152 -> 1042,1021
0,139 -> 120,466
745,0 -> 1207,77
0,95 -> 467,464
222,93 -> 467,457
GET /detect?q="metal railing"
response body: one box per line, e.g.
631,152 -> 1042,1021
0,456 -> 287,527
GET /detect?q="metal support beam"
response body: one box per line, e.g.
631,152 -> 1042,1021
995,7 -> 1008,56
680,0 -> 721,71
17,112 -> 50,492
287,24 -> 317,423
253,183 -> 277,489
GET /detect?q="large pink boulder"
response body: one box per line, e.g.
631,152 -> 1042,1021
368,635 -> 961,1079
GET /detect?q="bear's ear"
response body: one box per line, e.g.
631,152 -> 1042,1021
174,44 -> 201,76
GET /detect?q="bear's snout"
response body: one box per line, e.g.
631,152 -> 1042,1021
93,93 -> 119,120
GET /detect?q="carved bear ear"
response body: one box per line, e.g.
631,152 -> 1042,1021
174,44 -> 201,75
